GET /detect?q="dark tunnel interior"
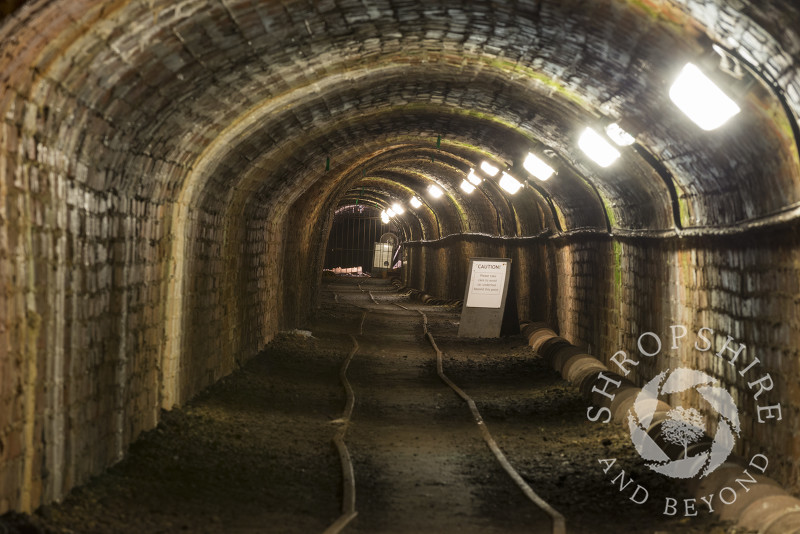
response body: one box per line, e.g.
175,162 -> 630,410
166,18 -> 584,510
1,0 -> 800,532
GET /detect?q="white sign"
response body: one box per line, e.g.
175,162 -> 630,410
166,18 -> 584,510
465,260 -> 507,308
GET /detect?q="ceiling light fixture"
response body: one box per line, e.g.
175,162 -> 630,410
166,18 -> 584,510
410,196 -> 422,208
460,180 -> 476,194
391,202 -> 404,215
523,152 -> 555,181
605,123 -> 636,146
669,62 -> 741,131
381,210 -> 390,224
467,168 -> 482,186
499,172 -> 523,194
480,161 -> 500,177
428,185 -> 443,199
578,127 -> 621,167
386,208 -> 395,217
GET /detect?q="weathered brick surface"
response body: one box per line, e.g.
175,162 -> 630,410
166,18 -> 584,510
405,234 -> 558,325
553,231 -> 800,493
0,134 -> 168,511
405,228 -> 800,495
0,0 -> 799,516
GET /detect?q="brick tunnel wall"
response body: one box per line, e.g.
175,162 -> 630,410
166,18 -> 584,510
556,231 -> 800,492
0,103 -> 289,514
1,0 -> 798,519
0,158 -> 170,511
404,234 -> 558,324
405,229 -> 800,492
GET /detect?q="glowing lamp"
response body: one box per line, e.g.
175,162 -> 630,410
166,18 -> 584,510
428,185 -> 443,199
499,172 -> 522,194
480,161 -> 500,177
467,168 -> 482,185
605,123 -> 636,146
523,152 -> 555,181
578,128 -> 620,167
669,63 -> 740,131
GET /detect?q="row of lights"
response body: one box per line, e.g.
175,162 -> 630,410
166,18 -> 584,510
381,130 -> 639,218
470,160 -> 529,194
575,61 -> 741,169
380,60 -> 740,218
469,60 -> 742,194
381,183 -> 449,223
380,201 -> 405,223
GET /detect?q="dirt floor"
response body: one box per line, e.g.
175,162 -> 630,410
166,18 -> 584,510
1,277 -> 749,533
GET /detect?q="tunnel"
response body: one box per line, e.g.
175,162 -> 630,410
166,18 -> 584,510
1,0 -> 800,532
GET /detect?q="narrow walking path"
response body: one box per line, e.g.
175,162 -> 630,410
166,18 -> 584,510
322,282 -> 551,533
11,278 -> 732,534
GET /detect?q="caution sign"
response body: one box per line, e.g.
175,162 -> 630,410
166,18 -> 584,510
465,260 -> 508,308
459,258 -> 513,338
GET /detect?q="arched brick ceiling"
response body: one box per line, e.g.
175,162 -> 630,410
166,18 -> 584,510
334,145 -> 557,237
2,0 -> 799,235
2,0 -> 800,514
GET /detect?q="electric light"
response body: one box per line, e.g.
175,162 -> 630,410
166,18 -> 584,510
460,180 -> 476,194
480,161 -> 500,177
499,172 -> 522,194
381,211 -> 390,224
523,152 -> 555,181
410,196 -> 422,208
428,185 -> 443,198
467,168 -> 482,186
386,208 -> 395,217
578,127 -> 621,167
669,62 -> 741,131
391,202 -> 404,215
605,123 -> 636,146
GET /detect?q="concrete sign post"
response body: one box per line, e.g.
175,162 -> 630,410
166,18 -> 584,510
458,258 -> 512,338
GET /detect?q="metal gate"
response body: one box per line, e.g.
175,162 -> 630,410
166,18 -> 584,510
324,206 -> 399,274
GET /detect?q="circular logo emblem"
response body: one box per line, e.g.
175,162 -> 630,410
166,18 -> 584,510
627,368 -> 741,479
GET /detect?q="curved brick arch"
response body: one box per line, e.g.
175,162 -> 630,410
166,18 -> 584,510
1,0 -> 800,515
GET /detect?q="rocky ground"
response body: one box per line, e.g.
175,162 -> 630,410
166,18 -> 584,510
0,277 -> 747,533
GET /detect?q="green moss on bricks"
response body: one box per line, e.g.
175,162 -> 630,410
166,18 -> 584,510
450,195 -> 470,230
623,0 -> 689,27
604,202 -> 617,229
624,0 -> 665,20
761,98 -> 800,169
677,194 -> 691,227
388,51 -> 591,109
613,240 -> 623,296
394,103 -> 534,139
554,203 -> 568,231
772,105 -> 796,143
477,56 -> 588,108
